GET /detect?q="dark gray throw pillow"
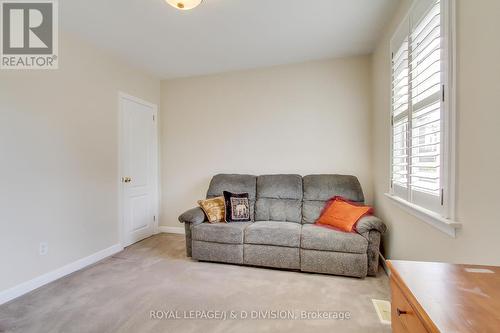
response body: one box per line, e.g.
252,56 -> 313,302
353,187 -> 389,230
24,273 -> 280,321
223,191 -> 250,222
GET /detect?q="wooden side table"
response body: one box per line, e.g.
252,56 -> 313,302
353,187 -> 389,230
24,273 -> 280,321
387,260 -> 500,332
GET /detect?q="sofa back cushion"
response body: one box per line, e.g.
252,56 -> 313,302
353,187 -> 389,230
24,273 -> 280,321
302,175 -> 364,224
207,174 -> 257,220
255,174 -> 303,223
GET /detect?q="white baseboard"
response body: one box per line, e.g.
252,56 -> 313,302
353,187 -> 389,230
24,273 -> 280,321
0,243 -> 123,305
159,226 -> 185,235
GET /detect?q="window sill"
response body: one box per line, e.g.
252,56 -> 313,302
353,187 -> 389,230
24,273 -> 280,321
384,193 -> 461,238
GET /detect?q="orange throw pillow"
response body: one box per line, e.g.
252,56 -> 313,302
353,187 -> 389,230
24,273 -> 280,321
315,196 -> 373,232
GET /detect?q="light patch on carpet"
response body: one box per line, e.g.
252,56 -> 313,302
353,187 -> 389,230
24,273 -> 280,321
372,299 -> 391,324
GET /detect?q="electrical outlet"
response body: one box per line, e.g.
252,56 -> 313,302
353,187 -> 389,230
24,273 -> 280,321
39,242 -> 48,256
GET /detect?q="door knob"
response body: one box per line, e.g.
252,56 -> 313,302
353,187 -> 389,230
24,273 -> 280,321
122,176 -> 132,183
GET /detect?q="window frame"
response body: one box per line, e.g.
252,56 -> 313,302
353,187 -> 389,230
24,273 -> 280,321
386,0 -> 460,237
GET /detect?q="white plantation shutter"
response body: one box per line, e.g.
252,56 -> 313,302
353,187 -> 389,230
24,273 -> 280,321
390,0 -> 452,216
391,30 -> 410,199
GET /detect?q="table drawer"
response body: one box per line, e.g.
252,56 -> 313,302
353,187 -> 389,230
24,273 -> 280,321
391,279 -> 429,333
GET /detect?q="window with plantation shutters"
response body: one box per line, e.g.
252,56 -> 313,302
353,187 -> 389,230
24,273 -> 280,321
389,0 -> 455,219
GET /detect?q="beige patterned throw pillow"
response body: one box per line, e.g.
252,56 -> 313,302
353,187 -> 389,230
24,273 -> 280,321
197,196 -> 225,223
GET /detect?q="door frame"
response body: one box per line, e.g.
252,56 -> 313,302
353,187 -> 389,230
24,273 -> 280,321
118,92 -> 159,247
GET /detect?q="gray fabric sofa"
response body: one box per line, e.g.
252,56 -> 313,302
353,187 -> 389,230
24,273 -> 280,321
178,174 -> 386,278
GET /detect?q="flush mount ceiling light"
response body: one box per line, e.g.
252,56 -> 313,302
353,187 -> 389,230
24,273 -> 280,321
166,0 -> 203,10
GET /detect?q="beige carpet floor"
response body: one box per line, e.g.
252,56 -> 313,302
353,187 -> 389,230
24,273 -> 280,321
0,234 -> 391,333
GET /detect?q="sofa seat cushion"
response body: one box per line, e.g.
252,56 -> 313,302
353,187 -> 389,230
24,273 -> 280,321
192,222 -> 252,244
245,221 -> 301,247
300,224 -> 368,254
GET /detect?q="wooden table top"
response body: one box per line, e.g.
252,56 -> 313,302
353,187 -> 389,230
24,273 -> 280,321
387,260 -> 500,333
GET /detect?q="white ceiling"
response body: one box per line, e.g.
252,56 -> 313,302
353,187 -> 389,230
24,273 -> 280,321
61,0 -> 399,79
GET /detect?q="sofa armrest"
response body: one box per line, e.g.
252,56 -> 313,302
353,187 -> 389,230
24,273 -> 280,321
355,215 -> 387,235
178,207 -> 206,225
356,216 -> 386,276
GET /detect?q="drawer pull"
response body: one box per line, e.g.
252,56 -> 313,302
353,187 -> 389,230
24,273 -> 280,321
397,308 -> 407,316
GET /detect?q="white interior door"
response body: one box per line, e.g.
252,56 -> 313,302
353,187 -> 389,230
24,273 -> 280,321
120,93 -> 158,247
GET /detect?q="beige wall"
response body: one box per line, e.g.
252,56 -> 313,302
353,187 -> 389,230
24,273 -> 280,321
0,31 -> 160,291
160,56 -> 373,228
372,0 -> 500,265
3,0 -> 497,295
